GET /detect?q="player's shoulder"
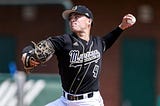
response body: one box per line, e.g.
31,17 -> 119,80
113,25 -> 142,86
91,35 -> 102,41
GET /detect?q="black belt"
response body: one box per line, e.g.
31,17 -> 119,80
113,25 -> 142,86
63,91 -> 93,101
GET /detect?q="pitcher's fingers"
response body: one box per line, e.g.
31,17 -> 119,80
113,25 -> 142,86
30,59 -> 40,66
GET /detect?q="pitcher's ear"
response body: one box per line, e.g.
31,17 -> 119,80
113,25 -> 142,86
88,19 -> 92,25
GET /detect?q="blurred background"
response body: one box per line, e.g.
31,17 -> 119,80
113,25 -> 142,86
0,0 -> 159,106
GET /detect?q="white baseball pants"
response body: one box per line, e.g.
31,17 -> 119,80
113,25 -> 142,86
45,91 -> 104,106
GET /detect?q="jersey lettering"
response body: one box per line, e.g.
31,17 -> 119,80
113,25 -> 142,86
69,50 -> 100,67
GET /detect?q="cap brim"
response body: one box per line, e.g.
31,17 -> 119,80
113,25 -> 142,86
62,10 -> 76,20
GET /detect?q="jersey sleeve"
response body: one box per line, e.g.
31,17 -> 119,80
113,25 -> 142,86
47,34 -> 66,54
102,27 -> 123,52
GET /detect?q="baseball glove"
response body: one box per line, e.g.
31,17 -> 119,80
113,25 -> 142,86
23,39 -> 55,73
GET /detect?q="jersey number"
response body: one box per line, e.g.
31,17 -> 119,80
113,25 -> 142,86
93,65 -> 99,78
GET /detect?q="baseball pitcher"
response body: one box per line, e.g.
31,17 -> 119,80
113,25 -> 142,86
21,5 -> 136,106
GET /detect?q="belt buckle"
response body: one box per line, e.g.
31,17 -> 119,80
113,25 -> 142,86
68,95 -> 78,100
71,95 -> 77,100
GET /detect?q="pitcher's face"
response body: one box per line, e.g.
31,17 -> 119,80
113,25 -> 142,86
69,13 -> 91,33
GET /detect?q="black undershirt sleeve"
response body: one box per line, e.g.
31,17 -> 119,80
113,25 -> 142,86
102,27 -> 123,51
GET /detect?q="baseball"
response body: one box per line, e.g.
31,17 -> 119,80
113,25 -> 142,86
127,16 -> 136,24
